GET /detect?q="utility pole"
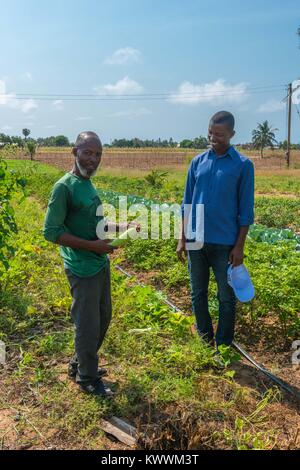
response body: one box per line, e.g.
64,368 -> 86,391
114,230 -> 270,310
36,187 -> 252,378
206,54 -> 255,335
286,83 -> 292,168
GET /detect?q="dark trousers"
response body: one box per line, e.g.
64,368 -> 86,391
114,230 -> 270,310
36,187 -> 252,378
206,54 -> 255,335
65,262 -> 112,384
188,243 -> 236,347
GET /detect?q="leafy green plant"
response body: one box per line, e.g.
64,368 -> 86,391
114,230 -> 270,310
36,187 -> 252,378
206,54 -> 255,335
216,345 -> 241,367
25,141 -> 37,161
0,155 -> 26,272
144,170 -> 169,188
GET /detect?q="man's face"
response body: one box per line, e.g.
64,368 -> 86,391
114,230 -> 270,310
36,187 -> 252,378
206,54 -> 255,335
73,139 -> 102,178
208,123 -> 234,153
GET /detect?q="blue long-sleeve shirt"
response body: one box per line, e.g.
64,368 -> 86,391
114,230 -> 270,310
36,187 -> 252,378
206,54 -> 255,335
182,146 -> 254,245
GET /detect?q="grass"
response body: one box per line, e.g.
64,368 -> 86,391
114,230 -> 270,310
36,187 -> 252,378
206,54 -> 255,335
255,197 -> 300,230
96,166 -> 300,199
7,159 -> 300,193
0,158 -> 299,449
0,176 -> 288,450
4,159 -> 300,339
10,160 -> 298,231
0,204 -> 278,449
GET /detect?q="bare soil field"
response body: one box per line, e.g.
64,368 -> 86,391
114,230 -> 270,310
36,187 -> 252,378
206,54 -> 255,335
7,148 -> 300,170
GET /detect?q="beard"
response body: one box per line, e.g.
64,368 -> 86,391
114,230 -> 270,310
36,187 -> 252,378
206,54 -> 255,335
75,158 -> 98,178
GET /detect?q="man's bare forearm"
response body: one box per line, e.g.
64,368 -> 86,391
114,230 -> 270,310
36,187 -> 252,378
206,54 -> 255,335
180,218 -> 187,242
235,226 -> 249,248
229,226 -> 249,266
56,233 -> 96,251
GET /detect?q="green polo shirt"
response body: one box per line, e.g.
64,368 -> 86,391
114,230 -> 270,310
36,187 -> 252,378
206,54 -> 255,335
43,172 -> 107,278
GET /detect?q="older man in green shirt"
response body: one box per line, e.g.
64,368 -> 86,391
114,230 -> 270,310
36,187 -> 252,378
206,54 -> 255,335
44,131 -> 136,397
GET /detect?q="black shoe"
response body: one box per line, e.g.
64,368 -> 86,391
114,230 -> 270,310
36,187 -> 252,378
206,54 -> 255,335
68,364 -> 108,380
79,379 -> 109,397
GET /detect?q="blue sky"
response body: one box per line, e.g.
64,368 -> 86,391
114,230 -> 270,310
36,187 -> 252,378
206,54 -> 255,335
0,0 -> 299,144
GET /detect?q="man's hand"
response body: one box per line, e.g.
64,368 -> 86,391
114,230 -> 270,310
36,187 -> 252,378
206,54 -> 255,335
91,239 -> 116,255
229,245 -> 244,267
176,239 -> 187,263
56,233 -> 118,254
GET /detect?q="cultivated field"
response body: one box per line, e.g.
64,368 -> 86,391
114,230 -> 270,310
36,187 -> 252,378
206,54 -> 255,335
7,147 -> 300,170
0,154 -> 299,450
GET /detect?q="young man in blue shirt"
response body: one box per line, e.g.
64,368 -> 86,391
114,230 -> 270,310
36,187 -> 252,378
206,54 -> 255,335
177,111 -> 254,348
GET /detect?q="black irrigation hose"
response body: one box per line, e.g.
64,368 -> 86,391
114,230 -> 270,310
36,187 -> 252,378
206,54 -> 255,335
115,264 -> 300,402
232,341 -> 300,400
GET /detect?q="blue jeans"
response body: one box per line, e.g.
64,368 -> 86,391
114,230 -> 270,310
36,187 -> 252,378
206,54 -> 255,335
188,243 -> 236,347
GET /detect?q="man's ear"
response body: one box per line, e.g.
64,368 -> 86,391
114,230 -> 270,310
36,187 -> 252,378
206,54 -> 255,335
72,147 -> 77,157
231,130 -> 235,139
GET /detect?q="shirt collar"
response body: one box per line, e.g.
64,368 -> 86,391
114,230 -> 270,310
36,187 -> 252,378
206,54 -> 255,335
209,145 -> 235,159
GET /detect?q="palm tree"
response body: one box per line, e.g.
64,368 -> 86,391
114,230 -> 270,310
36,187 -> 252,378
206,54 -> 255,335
22,128 -> 31,142
252,121 -> 278,158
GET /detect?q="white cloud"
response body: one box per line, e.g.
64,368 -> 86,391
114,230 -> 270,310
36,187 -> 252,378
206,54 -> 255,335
44,125 -> 56,129
22,72 -> 33,81
75,116 -> 92,121
95,76 -> 144,95
0,125 -> 13,131
258,99 -> 285,113
52,99 -> 64,110
0,79 -> 13,105
104,47 -> 141,65
0,79 -> 38,113
109,108 -> 152,118
21,99 -> 38,113
169,79 -> 248,106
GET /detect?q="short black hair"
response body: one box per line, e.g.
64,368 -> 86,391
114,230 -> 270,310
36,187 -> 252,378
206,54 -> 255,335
209,111 -> 235,131
75,131 -> 102,149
